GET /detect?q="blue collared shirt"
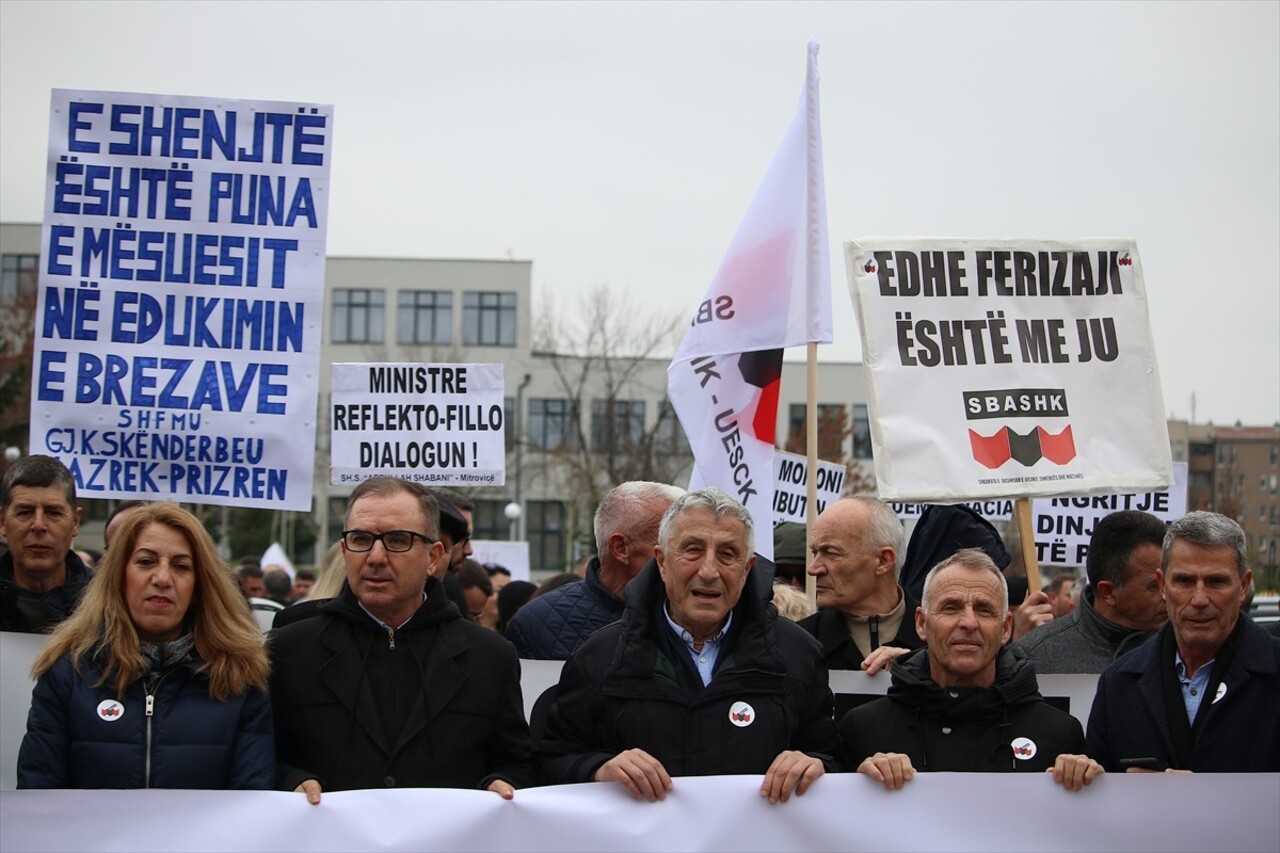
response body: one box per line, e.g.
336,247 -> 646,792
1175,651 -> 1215,723
664,605 -> 733,687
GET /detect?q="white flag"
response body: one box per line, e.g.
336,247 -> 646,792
667,39 -> 833,560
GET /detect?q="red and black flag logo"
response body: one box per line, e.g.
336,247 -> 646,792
964,388 -> 1076,469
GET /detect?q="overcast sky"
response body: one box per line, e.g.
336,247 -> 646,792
2,0 -> 1276,427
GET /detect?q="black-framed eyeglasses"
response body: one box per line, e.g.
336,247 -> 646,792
342,529 -> 436,553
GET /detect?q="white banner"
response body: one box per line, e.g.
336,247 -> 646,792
329,363 -> 506,486
771,449 -> 846,524
30,89 -> 333,510
2,775 -> 1276,852
845,239 -> 1172,502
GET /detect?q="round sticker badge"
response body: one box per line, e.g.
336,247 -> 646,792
96,699 -> 124,721
1213,682 -> 1227,704
728,701 -> 755,728
1010,737 -> 1037,760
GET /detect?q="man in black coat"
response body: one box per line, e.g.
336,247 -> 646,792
0,455 -> 92,634
537,488 -> 837,805
270,477 -> 532,803
1086,511 -> 1280,772
799,497 -> 923,674
843,548 -> 1103,792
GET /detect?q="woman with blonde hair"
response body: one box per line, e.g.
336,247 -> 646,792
17,502 -> 274,789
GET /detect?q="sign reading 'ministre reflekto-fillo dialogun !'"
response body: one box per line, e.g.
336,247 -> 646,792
846,239 -> 1173,503
329,363 -> 507,487
30,89 -> 333,511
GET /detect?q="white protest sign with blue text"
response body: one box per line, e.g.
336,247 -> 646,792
329,363 -> 506,486
845,239 -> 1171,502
31,89 -> 332,510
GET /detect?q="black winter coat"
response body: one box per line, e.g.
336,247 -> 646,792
536,559 -> 838,785
18,653 -> 274,789
506,557 -> 623,660
839,646 -> 1084,772
797,587 -> 925,671
1085,616 -> 1280,772
269,578 -> 533,793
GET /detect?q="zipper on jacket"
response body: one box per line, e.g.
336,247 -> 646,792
144,688 -> 155,788
385,624 -> 396,650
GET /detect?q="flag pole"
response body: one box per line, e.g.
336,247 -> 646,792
805,343 -> 819,605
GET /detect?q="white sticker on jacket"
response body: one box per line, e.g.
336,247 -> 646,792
728,701 -> 755,728
96,699 -> 124,721
1213,682 -> 1227,704
1011,737 -> 1037,760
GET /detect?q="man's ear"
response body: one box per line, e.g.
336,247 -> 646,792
71,506 -> 83,537
915,606 -> 927,641
1095,579 -> 1117,607
876,547 -> 896,577
608,531 -> 629,563
1001,611 -> 1013,645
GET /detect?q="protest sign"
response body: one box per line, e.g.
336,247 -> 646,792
845,239 -> 1171,502
470,540 -> 530,581
1031,461 -> 1188,566
329,363 -> 506,486
771,449 -> 846,524
29,90 -> 332,510
890,462 -> 1188,567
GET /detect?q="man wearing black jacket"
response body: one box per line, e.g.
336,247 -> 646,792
843,548 -> 1103,792
537,488 -> 837,805
799,497 -> 923,673
1,455 -> 92,634
270,477 -> 531,803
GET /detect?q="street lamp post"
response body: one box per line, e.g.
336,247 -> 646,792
503,501 -> 522,542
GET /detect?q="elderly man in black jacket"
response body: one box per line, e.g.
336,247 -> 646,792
537,487 -> 837,804
270,477 -> 532,803
842,548 -> 1103,792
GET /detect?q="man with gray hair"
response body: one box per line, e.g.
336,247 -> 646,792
842,548 -> 1101,791
1,455 -> 93,633
507,481 -> 683,659
1086,511 -> 1280,772
799,497 -> 923,673
537,488 -> 837,804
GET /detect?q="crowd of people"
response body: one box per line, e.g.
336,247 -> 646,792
2,452 -> 1277,802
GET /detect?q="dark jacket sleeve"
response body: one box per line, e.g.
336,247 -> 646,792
781,627 -> 840,770
505,611 -> 535,659
534,640 -> 617,785
16,659 -> 73,789
479,645 -> 535,790
227,687 -> 276,790
1084,670 -> 1118,771
268,629 -> 325,793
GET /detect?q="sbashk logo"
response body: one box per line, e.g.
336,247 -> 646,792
96,699 -> 124,721
964,388 -> 1076,469
728,701 -> 755,728
1010,737 -> 1037,760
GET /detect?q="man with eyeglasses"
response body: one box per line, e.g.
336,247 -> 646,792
269,477 -> 532,803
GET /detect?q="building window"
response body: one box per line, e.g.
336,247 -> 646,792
1263,475 -> 1270,491
1,254 -> 38,305
785,403 -> 849,461
654,399 -> 690,455
332,288 -> 385,344
527,500 -> 566,572
1217,446 -> 1226,463
463,291 -> 516,346
472,499 -> 509,541
396,290 -> 452,345
1262,505 -> 1269,522
528,398 -> 580,451
591,399 -> 645,453
852,403 -> 873,460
